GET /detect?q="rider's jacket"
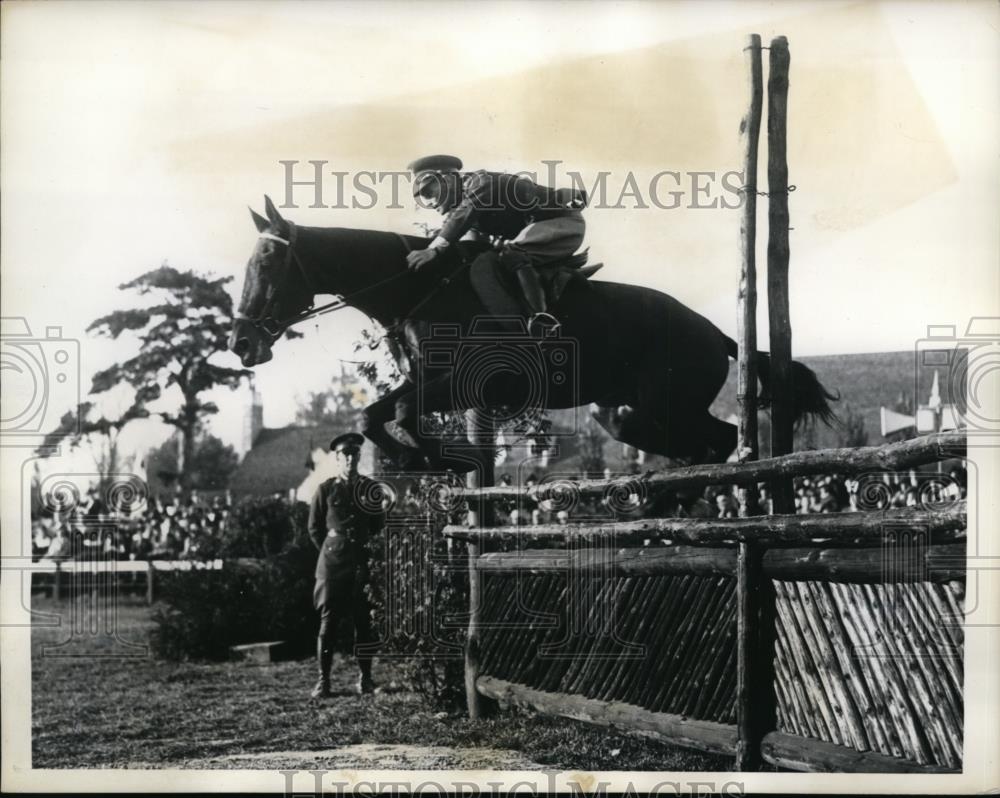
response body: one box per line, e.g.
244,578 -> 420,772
438,171 -> 585,244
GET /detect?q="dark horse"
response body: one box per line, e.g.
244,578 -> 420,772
229,196 -> 837,472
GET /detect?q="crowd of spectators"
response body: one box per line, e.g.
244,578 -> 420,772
32,488 -> 235,563
704,465 -> 966,518
31,463 -> 968,561
488,465 -> 968,525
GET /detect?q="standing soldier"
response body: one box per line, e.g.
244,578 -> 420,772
308,432 -> 383,698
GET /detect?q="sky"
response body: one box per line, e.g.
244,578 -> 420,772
2,0 -> 998,466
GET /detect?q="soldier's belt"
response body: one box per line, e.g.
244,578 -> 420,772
326,530 -> 363,542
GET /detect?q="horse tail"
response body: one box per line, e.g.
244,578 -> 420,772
723,334 -> 839,428
786,358 -> 840,428
723,334 -> 739,360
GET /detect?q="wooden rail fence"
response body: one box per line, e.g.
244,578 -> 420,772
442,438 -> 966,773
441,33 -> 967,773
29,559 -> 224,604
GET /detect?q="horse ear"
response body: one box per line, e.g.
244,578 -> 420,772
249,207 -> 269,232
263,195 -> 286,230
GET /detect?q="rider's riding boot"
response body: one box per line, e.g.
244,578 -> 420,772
311,637 -> 333,699
512,263 -> 560,337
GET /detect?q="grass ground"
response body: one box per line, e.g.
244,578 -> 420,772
31,596 -> 732,771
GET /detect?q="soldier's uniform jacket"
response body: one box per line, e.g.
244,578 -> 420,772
438,170 -> 585,245
308,474 -> 384,608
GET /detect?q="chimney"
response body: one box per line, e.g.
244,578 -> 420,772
241,378 -> 264,457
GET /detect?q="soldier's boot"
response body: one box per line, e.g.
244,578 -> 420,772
510,261 -> 560,337
357,654 -> 375,695
310,637 -> 333,699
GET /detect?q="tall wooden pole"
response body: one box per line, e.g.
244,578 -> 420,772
741,32 -> 789,771
464,408 -> 496,719
735,33 -> 765,773
767,35 -> 794,514
737,33 -> 763,517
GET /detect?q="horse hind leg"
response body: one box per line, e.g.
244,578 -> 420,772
589,403 -> 630,441
591,402 -> 736,466
699,414 -> 738,464
590,403 -> 670,458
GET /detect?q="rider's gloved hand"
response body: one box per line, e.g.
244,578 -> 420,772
407,248 -> 438,271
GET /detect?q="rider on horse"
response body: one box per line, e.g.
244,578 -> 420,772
404,155 -> 587,335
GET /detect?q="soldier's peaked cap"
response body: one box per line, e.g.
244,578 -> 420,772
330,432 -> 365,451
407,155 -> 463,175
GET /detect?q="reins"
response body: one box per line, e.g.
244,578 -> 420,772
392,235 -> 470,321
245,225 -> 469,342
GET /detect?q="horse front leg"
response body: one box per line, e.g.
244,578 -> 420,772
360,381 -> 429,470
394,372 -> 494,475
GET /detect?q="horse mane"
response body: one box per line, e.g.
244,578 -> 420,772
297,225 -> 425,263
289,225 -> 488,324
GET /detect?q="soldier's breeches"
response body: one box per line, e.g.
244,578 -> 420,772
317,585 -> 375,666
469,251 -> 524,317
506,214 -> 585,262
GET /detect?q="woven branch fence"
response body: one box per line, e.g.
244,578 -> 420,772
441,33 -> 967,772
443,433 -> 966,773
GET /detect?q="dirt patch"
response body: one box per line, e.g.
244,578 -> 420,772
31,598 -> 731,772
145,743 -> 544,770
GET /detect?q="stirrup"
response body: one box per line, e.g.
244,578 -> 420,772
528,312 -> 561,337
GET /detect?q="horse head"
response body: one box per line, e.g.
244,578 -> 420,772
229,195 -> 315,367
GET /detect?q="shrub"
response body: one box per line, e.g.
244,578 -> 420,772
218,496 -> 307,558
365,507 -> 469,710
150,497 -> 316,660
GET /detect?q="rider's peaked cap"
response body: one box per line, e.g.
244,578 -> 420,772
330,432 -> 365,452
407,155 -> 463,175
408,155 -> 463,195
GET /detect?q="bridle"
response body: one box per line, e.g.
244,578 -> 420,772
241,220 -> 405,342
240,221 -> 468,343
242,221 -> 323,341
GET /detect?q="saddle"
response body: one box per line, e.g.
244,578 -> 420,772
537,250 -> 604,305
452,241 -> 604,313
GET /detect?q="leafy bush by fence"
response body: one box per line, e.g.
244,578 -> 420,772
151,496 -> 315,659
366,505 -> 469,709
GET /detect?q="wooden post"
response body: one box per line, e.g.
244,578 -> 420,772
465,408 -> 496,719
735,33 -> 769,773
737,32 -> 763,518
767,35 -> 794,515
736,538 -> 766,770
759,42 -> 793,761
146,561 -> 154,605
